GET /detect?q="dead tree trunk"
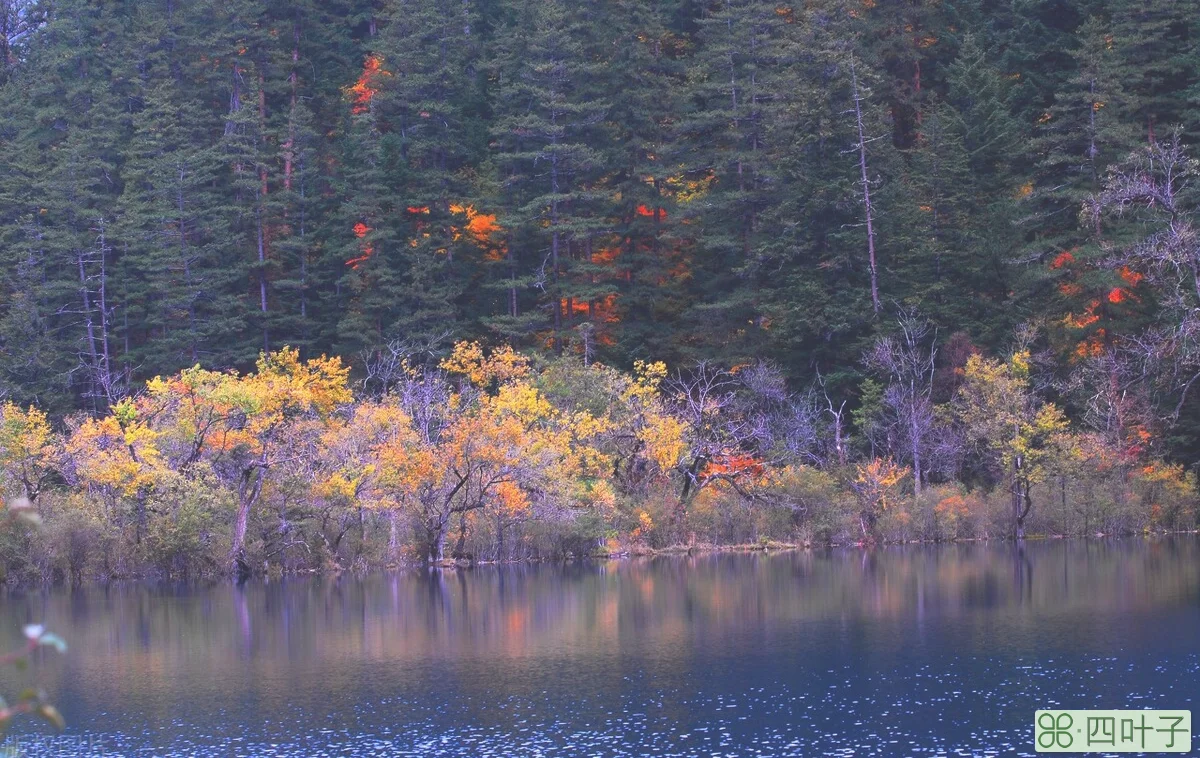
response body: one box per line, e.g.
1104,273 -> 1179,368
850,61 -> 881,314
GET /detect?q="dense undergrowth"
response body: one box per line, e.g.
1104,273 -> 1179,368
0,340 -> 1193,584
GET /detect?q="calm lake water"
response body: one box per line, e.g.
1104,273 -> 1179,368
0,540 -> 1197,757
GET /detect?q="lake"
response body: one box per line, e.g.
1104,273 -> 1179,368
1,539 -> 1197,756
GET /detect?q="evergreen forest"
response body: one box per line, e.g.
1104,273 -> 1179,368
1,0 -> 1199,578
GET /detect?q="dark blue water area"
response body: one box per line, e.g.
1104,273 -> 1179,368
0,540 -> 1197,756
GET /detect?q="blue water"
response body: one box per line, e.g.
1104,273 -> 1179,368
1,540 -> 1197,756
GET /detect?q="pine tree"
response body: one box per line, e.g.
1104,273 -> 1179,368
489,0 -> 609,353
1021,16 -> 1141,362
755,0 -> 894,377
1109,0 -> 1197,141
673,0 -> 792,362
0,0 -> 135,410
375,0 -> 483,341
595,0 -> 688,365
115,29 -> 242,376
891,35 -> 1023,344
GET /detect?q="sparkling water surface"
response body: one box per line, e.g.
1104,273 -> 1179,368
1,539 -> 1197,756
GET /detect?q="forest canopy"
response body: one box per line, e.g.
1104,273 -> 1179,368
0,0 -> 1199,575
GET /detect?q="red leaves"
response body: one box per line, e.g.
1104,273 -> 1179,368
347,222 -> 374,269
347,54 -> 390,115
1050,251 -> 1076,270
701,453 -> 764,479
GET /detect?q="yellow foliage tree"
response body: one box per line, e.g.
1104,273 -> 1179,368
955,352 -> 1074,539
0,402 -> 57,506
62,400 -> 168,542
850,458 -> 909,541
375,343 -> 608,562
130,348 -> 351,573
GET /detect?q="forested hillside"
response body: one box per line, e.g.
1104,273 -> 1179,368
1,0 -> 1199,576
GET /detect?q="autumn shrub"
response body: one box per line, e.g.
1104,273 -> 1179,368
616,487 -> 674,549
41,500 -> 107,583
848,458 -> 910,543
922,484 -> 987,541
684,485 -> 757,545
143,481 -> 224,579
1131,462 -> 1198,532
755,465 -> 855,545
0,341 -> 1194,583
0,504 -> 44,584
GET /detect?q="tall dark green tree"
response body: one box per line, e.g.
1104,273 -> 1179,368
489,0 -> 609,353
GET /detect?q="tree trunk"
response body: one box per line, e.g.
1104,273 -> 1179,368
77,248 -> 101,402
230,466 -> 264,575
427,527 -> 446,563
850,62 -> 881,314
257,70 -> 270,352
387,510 -> 400,563
910,407 -> 922,502
178,174 -> 199,362
1012,459 -> 1032,541
495,510 -> 505,562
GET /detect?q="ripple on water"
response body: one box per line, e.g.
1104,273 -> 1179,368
8,654 -> 1196,757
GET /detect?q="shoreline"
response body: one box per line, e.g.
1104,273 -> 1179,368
6,530 -> 1196,587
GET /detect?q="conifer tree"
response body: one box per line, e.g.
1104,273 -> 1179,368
489,0 -> 609,352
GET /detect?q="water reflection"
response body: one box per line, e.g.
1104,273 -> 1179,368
0,539 -> 1196,756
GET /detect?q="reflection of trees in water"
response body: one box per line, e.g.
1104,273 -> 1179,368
2,539 -> 1197,724
1013,541 -> 1033,607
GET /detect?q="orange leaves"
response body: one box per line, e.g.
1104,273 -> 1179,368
374,343 -> 612,549
635,204 -> 667,219
1131,460 -> 1196,528
1118,266 -> 1144,286
491,480 -> 529,517
559,294 -> 619,322
1050,251 -> 1076,270
346,251 -> 374,269
1051,249 -> 1144,362
854,458 -> 908,502
934,493 -> 972,520
1073,331 -> 1106,359
630,510 -> 654,541
701,452 -> 764,479
347,54 -> 390,115
851,458 -> 909,539
449,203 -> 502,248
391,202 -> 506,261
1062,299 -> 1101,329
463,209 -> 500,242
347,222 -> 374,269
590,247 -> 621,266
1102,267 -> 1145,305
